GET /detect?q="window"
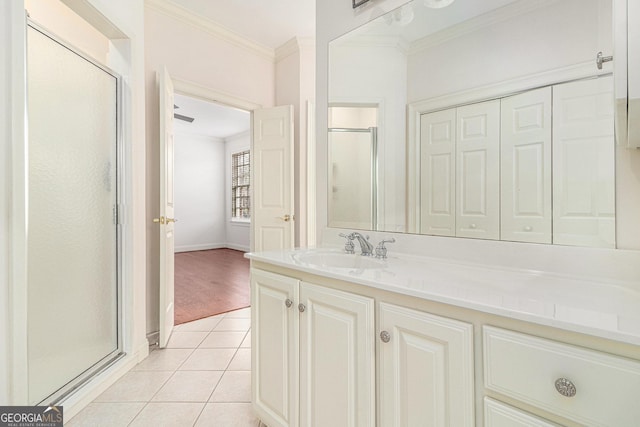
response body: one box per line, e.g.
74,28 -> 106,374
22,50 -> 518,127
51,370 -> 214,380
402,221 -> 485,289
231,150 -> 251,219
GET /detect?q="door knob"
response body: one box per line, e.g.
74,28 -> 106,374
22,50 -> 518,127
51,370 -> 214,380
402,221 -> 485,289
166,217 -> 178,223
153,216 -> 166,224
279,214 -> 293,222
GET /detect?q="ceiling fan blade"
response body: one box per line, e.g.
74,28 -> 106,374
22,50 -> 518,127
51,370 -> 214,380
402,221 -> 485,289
174,113 -> 194,123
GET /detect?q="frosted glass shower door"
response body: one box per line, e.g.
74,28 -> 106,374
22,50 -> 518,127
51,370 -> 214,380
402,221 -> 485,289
27,25 -> 121,404
327,128 -> 377,230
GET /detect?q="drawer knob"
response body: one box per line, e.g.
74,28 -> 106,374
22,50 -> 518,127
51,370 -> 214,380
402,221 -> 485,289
555,378 -> 577,397
380,331 -> 391,343
298,303 -> 306,313
285,298 -> 293,308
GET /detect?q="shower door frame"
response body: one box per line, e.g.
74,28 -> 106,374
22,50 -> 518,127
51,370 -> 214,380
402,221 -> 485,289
25,20 -> 124,406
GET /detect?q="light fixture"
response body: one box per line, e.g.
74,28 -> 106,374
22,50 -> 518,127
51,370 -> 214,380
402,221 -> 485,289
384,4 -> 415,26
424,0 -> 455,9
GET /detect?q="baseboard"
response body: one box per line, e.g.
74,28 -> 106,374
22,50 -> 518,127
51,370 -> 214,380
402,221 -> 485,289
174,243 -> 249,253
62,340 -> 149,422
174,243 -> 225,253
225,243 -> 249,252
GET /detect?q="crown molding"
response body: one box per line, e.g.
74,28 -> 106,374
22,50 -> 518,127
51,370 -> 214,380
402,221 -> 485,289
409,0 -> 561,55
145,0 -> 275,61
275,37 -> 316,62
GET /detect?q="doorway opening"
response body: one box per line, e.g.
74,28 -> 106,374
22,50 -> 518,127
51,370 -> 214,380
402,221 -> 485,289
172,93 -> 252,324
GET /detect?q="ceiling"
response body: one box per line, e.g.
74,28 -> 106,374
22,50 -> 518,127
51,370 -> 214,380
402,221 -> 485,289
168,0 -> 316,49
173,94 -> 250,139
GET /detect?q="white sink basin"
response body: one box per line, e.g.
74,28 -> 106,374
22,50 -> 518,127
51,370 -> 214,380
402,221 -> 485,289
293,251 -> 386,270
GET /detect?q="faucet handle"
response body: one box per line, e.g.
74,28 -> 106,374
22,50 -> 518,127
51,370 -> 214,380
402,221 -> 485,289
339,232 -> 355,254
375,238 -> 396,259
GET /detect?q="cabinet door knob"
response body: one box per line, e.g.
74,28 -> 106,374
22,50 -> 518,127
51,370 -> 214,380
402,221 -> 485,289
380,331 -> 391,343
298,303 -> 306,313
555,378 -> 577,397
285,298 -> 293,308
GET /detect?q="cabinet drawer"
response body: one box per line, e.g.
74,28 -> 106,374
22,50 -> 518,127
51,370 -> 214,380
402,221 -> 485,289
483,326 -> 640,427
484,398 -> 559,427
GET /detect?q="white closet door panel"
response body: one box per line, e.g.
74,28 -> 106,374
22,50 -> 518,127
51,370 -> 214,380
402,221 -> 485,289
501,87 -> 552,243
456,100 -> 501,240
553,76 -> 615,248
420,109 -> 456,236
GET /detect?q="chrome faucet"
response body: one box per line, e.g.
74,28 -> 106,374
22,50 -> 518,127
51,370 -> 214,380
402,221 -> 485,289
349,232 -> 374,256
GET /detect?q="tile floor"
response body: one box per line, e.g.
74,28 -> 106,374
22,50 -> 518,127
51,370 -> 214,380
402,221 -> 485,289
67,307 -> 266,427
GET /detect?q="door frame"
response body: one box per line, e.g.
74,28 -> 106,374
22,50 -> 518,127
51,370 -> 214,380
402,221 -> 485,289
158,77 -> 261,341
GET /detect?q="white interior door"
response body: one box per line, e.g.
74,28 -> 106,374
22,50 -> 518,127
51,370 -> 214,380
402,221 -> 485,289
158,66 -> 176,348
500,87 -> 552,244
456,100 -> 501,240
552,76 -> 615,248
252,105 -> 294,252
420,108 -> 456,236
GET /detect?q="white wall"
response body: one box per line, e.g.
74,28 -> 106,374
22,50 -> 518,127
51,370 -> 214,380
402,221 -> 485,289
1,0 -> 147,410
225,131 -> 251,251
406,0 -> 609,102
174,132 -> 226,252
144,5 -> 275,334
275,37 -> 316,247
329,41 -> 407,232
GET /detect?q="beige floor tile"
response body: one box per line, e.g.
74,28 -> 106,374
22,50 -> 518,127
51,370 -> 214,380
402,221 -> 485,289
133,349 -> 193,371
178,316 -> 224,332
66,402 -> 144,427
129,402 -> 204,427
224,307 -> 251,319
152,370 -> 223,402
210,371 -> 251,403
94,371 -> 173,402
180,348 -> 236,371
214,318 -> 251,332
194,403 -> 259,427
240,331 -> 251,348
200,331 -> 246,348
166,331 -> 209,349
227,349 -> 251,371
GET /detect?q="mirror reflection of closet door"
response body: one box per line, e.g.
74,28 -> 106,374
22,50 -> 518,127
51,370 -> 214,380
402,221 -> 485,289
420,109 -> 456,236
500,87 -> 552,244
553,76 -> 616,248
27,24 -> 121,404
456,100 -> 501,240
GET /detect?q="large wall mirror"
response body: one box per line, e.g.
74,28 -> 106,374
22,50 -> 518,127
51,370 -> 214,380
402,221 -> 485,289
328,0 -> 626,248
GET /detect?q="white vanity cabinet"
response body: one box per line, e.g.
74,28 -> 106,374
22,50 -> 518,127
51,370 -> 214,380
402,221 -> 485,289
251,268 -> 375,427
484,326 -> 640,426
378,302 -> 475,427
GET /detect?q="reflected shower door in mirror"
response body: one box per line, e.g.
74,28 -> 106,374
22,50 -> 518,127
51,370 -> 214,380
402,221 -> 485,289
328,106 -> 378,230
328,0 -> 620,248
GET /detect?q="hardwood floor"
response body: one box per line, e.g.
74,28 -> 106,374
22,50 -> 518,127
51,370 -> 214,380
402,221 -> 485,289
174,248 -> 250,325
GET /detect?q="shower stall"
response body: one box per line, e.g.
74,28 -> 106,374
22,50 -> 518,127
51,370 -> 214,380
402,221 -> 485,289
26,22 -> 122,404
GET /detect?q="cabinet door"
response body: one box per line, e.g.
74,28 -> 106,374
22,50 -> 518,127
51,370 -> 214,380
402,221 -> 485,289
299,282 -> 375,427
552,75 -> 615,248
420,108 -> 457,236
501,87 -> 552,243
379,303 -> 474,427
456,100 -> 501,240
251,269 -> 299,427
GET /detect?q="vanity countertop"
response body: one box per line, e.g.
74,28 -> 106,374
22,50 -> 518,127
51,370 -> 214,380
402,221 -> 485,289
246,248 -> 640,346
